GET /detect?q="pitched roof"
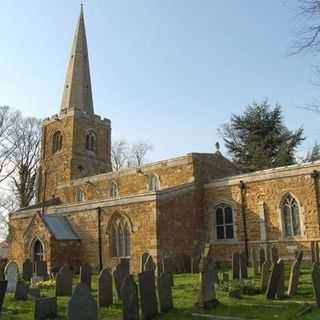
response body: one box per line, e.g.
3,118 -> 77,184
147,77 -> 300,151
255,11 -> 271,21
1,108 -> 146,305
60,6 -> 94,114
42,215 -> 80,241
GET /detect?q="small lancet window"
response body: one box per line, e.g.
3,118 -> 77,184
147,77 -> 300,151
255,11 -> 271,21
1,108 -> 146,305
281,194 -> 301,237
52,131 -> 63,153
148,174 -> 160,192
86,130 -> 97,152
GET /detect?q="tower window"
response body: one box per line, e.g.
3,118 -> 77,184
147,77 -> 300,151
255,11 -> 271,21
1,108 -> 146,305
86,130 -> 96,152
52,131 -> 63,153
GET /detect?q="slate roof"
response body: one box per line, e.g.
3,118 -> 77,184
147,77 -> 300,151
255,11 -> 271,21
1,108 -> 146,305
42,215 -> 80,241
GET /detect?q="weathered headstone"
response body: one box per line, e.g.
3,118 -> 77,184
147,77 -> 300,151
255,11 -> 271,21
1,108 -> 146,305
259,247 -> 266,273
121,275 -> 139,320
22,258 -> 33,282
271,247 -> 279,264
157,272 -> 173,313
14,281 -> 29,300
139,270 -> 158,319
68,283 -> 97,320
144,255 -> 156,272
198,257 -> 218,309
114,260 -> 130,300
56,264 -> 73,296
260,261 -> 271,293
311,241 -> 316,263
98,268 -> 113,308
0,281 -> 7,313
80,264 -> 92,290
232,252 -> 240,280
191,255 -> 201,274
266,259 -> 284,299
4,261 -> 18,292
239,251 -> 248,279
251,248 -> 259,276
34,297 -> 57,320
35,261 -> 48,279
312,263 -> 320,306
288,251 -> 303,297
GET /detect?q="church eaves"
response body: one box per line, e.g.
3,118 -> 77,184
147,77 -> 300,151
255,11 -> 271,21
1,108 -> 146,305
60,6 -> 94,115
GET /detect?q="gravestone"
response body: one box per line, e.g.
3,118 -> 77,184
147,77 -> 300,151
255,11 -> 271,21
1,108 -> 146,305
34,297 -> 57,320
191,255 -> 201,274
5,261 -> 18,292
138,270 -> 158,320
114,260 -> 130,300
14,281 -> 29,300
266,259 -> 284,299
232,252 -> 240,280
260,261 -> 271,293
68,283 -> 97,320
56,264 -> 73,296
22,258 -> 33,282
316,243 -> 320,264
271,247 -> 279,264
251,248 -> 259,276
157,272 -> 173,313
0,281 -> 7,313
259,248 -> 266,272
35,261 -> 48,279
311,242 -> 316,263
141,253 -> 150,272
80,264 -> 92,290
239,252 -> 248,279
121,275 -> 139,320
312,263 -> 320,306
288,251 -> 303,297
98,268 -> 113,308
28,287 -> 41,300
144,255 -> 156,272
198,257 -> 218,309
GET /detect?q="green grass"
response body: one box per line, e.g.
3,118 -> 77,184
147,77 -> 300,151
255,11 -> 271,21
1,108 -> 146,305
1,264 -> 320,319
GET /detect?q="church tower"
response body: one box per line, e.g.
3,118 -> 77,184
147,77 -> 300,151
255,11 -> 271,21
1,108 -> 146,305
38,7 -> 112,203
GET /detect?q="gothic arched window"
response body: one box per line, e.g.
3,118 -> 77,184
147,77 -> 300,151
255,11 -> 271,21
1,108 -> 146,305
86,130 -> 97,152
215,203 -> 234,240
281,194 -> 301,237
52,131 -> 63,153
148,174 -> 160,192
110,181 -> 119,198
110,216 -> 131,257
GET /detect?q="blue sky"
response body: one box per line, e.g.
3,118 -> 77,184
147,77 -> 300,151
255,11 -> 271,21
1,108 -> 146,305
0,0 -> 319,161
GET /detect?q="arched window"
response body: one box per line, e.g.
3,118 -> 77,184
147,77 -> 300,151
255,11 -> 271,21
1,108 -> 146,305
52,131 -> 63,153
75,188 -> 85,202
148,174 -> 160,191
215,203 -> 234,240
110,181 -> 119,198
281,194 -> 301,237
86,130 -> 96,152
110,216 -> 131,257
33,239 -> 44,263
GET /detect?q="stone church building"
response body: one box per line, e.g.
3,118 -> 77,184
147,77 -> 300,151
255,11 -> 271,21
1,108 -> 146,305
8,8 -> 320,273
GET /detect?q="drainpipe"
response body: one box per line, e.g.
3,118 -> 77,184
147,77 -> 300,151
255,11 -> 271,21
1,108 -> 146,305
311,170 -> 320,235
240,180 -> 249,265
97,207 -> 103,271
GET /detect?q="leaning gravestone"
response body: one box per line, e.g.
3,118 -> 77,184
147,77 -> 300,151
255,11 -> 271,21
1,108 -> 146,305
98,268 -> 113,308
56,264 -> 73,296
312,263 -> 320,306
14,281 -> 29,300
34,297 -> 57,320
22,258 -> 33,282
261,261 -> 271,293
68,283 -> 97,320
266,259 -> 284,299
288,251 -> 303,297
157,272 -> 173,313
80,264 -> 92,290
259,247 -> 266,273
232,252 -> 240,280
139,270 -> 158,320
198,256 -> 218,309
5,261 -> 18,293
121,275 -> 139,320
0,281 -> 7,313
114,261 -> 130,300
240,251 -> 248,279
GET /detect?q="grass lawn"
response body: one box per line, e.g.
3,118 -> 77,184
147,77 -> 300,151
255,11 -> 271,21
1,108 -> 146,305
1,263 -> 320,319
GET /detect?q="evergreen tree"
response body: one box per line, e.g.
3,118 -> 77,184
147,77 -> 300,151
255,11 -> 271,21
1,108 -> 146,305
221,100 -> 304,172
304,142 -> 320,162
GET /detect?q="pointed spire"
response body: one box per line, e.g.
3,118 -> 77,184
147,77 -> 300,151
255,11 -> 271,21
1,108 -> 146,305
60,5 -> 94,114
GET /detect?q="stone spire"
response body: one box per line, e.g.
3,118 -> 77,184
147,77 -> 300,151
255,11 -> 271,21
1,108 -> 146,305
60,5 -> 94,114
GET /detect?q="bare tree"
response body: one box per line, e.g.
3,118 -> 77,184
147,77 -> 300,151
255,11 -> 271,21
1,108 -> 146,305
130,142 -> 153,168
111,139 -> 130,171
